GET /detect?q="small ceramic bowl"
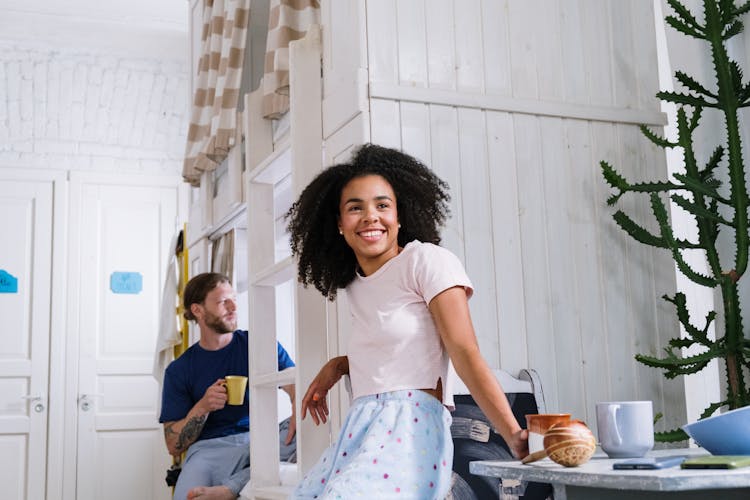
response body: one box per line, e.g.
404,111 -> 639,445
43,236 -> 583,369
682,405 -> 750,455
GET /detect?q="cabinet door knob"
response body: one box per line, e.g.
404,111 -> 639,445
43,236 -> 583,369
21,395 -> 46,413
78,393 -> 102,412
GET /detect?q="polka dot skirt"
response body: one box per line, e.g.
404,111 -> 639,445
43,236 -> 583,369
291,389 -> 453,499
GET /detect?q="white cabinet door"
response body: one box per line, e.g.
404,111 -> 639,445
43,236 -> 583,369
72,177 -> 177,500
0,179 -> 53,500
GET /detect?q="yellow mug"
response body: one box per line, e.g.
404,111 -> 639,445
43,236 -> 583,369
224,375 -> 248,405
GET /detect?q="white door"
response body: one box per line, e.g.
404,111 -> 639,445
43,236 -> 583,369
71,176 -> 177,500
0,178 -> 53,500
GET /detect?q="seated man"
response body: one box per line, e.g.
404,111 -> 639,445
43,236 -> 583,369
160,272 -> 296,500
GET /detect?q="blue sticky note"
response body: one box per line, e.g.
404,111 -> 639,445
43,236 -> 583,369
0,270 -> 18,293
110,272 -> 143,294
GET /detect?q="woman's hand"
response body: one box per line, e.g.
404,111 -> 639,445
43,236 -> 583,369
506,428 -> 529,460
300,356 -> 349,425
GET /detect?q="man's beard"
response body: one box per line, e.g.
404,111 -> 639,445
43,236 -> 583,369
205,311 -> 236,333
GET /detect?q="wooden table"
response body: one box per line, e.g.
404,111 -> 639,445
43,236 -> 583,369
469,448 -> 750,499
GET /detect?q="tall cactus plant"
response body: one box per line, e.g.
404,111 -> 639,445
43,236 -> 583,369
601,0 -> 750,441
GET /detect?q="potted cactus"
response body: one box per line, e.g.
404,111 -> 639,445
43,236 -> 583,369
601,0 -> 750,441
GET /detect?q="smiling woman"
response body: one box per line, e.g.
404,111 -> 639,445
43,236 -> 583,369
337,174 -> 401,276
285,144 -> 529,499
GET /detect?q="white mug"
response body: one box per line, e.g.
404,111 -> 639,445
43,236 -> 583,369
595,400 -> 654,458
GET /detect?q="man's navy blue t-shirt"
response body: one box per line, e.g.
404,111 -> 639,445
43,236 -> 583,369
159,330 -> 294,442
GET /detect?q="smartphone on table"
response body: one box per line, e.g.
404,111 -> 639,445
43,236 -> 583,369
680,455 -> 750,469
613,455 -> 688,470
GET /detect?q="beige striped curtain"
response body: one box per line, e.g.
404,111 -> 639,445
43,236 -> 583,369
262,0 -> 320,119
183,0 -> 250,186
211,230 -> 235,281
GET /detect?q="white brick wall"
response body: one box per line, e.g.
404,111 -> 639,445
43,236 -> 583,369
0,41 -> 189,176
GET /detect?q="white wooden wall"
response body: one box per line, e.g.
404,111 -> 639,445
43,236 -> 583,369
364,0 -> 686,433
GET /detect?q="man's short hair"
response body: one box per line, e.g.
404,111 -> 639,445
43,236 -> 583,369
183,272 -> 231,321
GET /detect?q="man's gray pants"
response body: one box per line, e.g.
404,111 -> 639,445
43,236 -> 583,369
173,420 -> 296,500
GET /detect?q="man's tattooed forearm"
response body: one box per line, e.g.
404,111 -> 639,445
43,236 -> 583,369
166,415 -> 208,452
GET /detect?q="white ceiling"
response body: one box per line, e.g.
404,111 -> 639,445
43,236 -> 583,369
0,0 -> 189,59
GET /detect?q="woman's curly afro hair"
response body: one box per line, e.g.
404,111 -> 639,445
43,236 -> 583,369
286,143 -> 450,300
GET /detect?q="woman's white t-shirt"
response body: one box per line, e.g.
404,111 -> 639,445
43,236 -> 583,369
345,240 -> 473,408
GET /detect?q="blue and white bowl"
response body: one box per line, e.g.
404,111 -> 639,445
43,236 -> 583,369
682,405 -> 750,455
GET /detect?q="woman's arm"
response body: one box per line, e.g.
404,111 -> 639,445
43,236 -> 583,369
299,355 -> 349,425
429,287 -> 529,459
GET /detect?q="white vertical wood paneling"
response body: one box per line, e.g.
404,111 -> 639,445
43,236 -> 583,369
486,111 -> 528,373
369,98 -> 402,149
321,0 -> 368,137
366,0 -> 398,86
453,0 -> 483,93
591,121 -> 622,398
581,0 -> 615,107
632,0 -> 661,111
539,117 -> 585,415
535,0 -> 564,102
396,0 -> 427,88
427,105 -> 465,261
365,0 -> 683,425
481,0 -> 512,96
507,1 -> 539,100
425,0 -> 456,90
566,119 -> 610,423
512,114 -> 559,412
399,101 -> 431,164
611,1 -> 639,109
559,0 -> 588,105
457,108 -> 500,367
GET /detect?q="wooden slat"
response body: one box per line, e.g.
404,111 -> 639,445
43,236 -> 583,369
592,120 -> 630,400
535,0 -> 564,102
513,114 -> 559,412
426,104 -> 464,261
369,83 -> 667,126
396,0 -> 427,88
453,0 -> 483,93
480,0 -> 512,96
247,485 -> 295,500
632,0 -> 660,111
582,0 -> 615,107
486,110 -> 528,373
508,0 -> 538,99
559,0 -> 587,105
365,0 -> 398,85
399,101 -> 431,165
425,0 -> 456,90
320,0 -> 368,139
566,119 -> 610,423
539,116 -> 585,415
610,1 -> 638,108
251,367 -> 296,388
369,98 -> 402,149
457,107 -> 500,367
249,257 -> 295,287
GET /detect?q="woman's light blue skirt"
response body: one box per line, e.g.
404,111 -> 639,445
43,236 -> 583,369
291,389 -> 453,499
